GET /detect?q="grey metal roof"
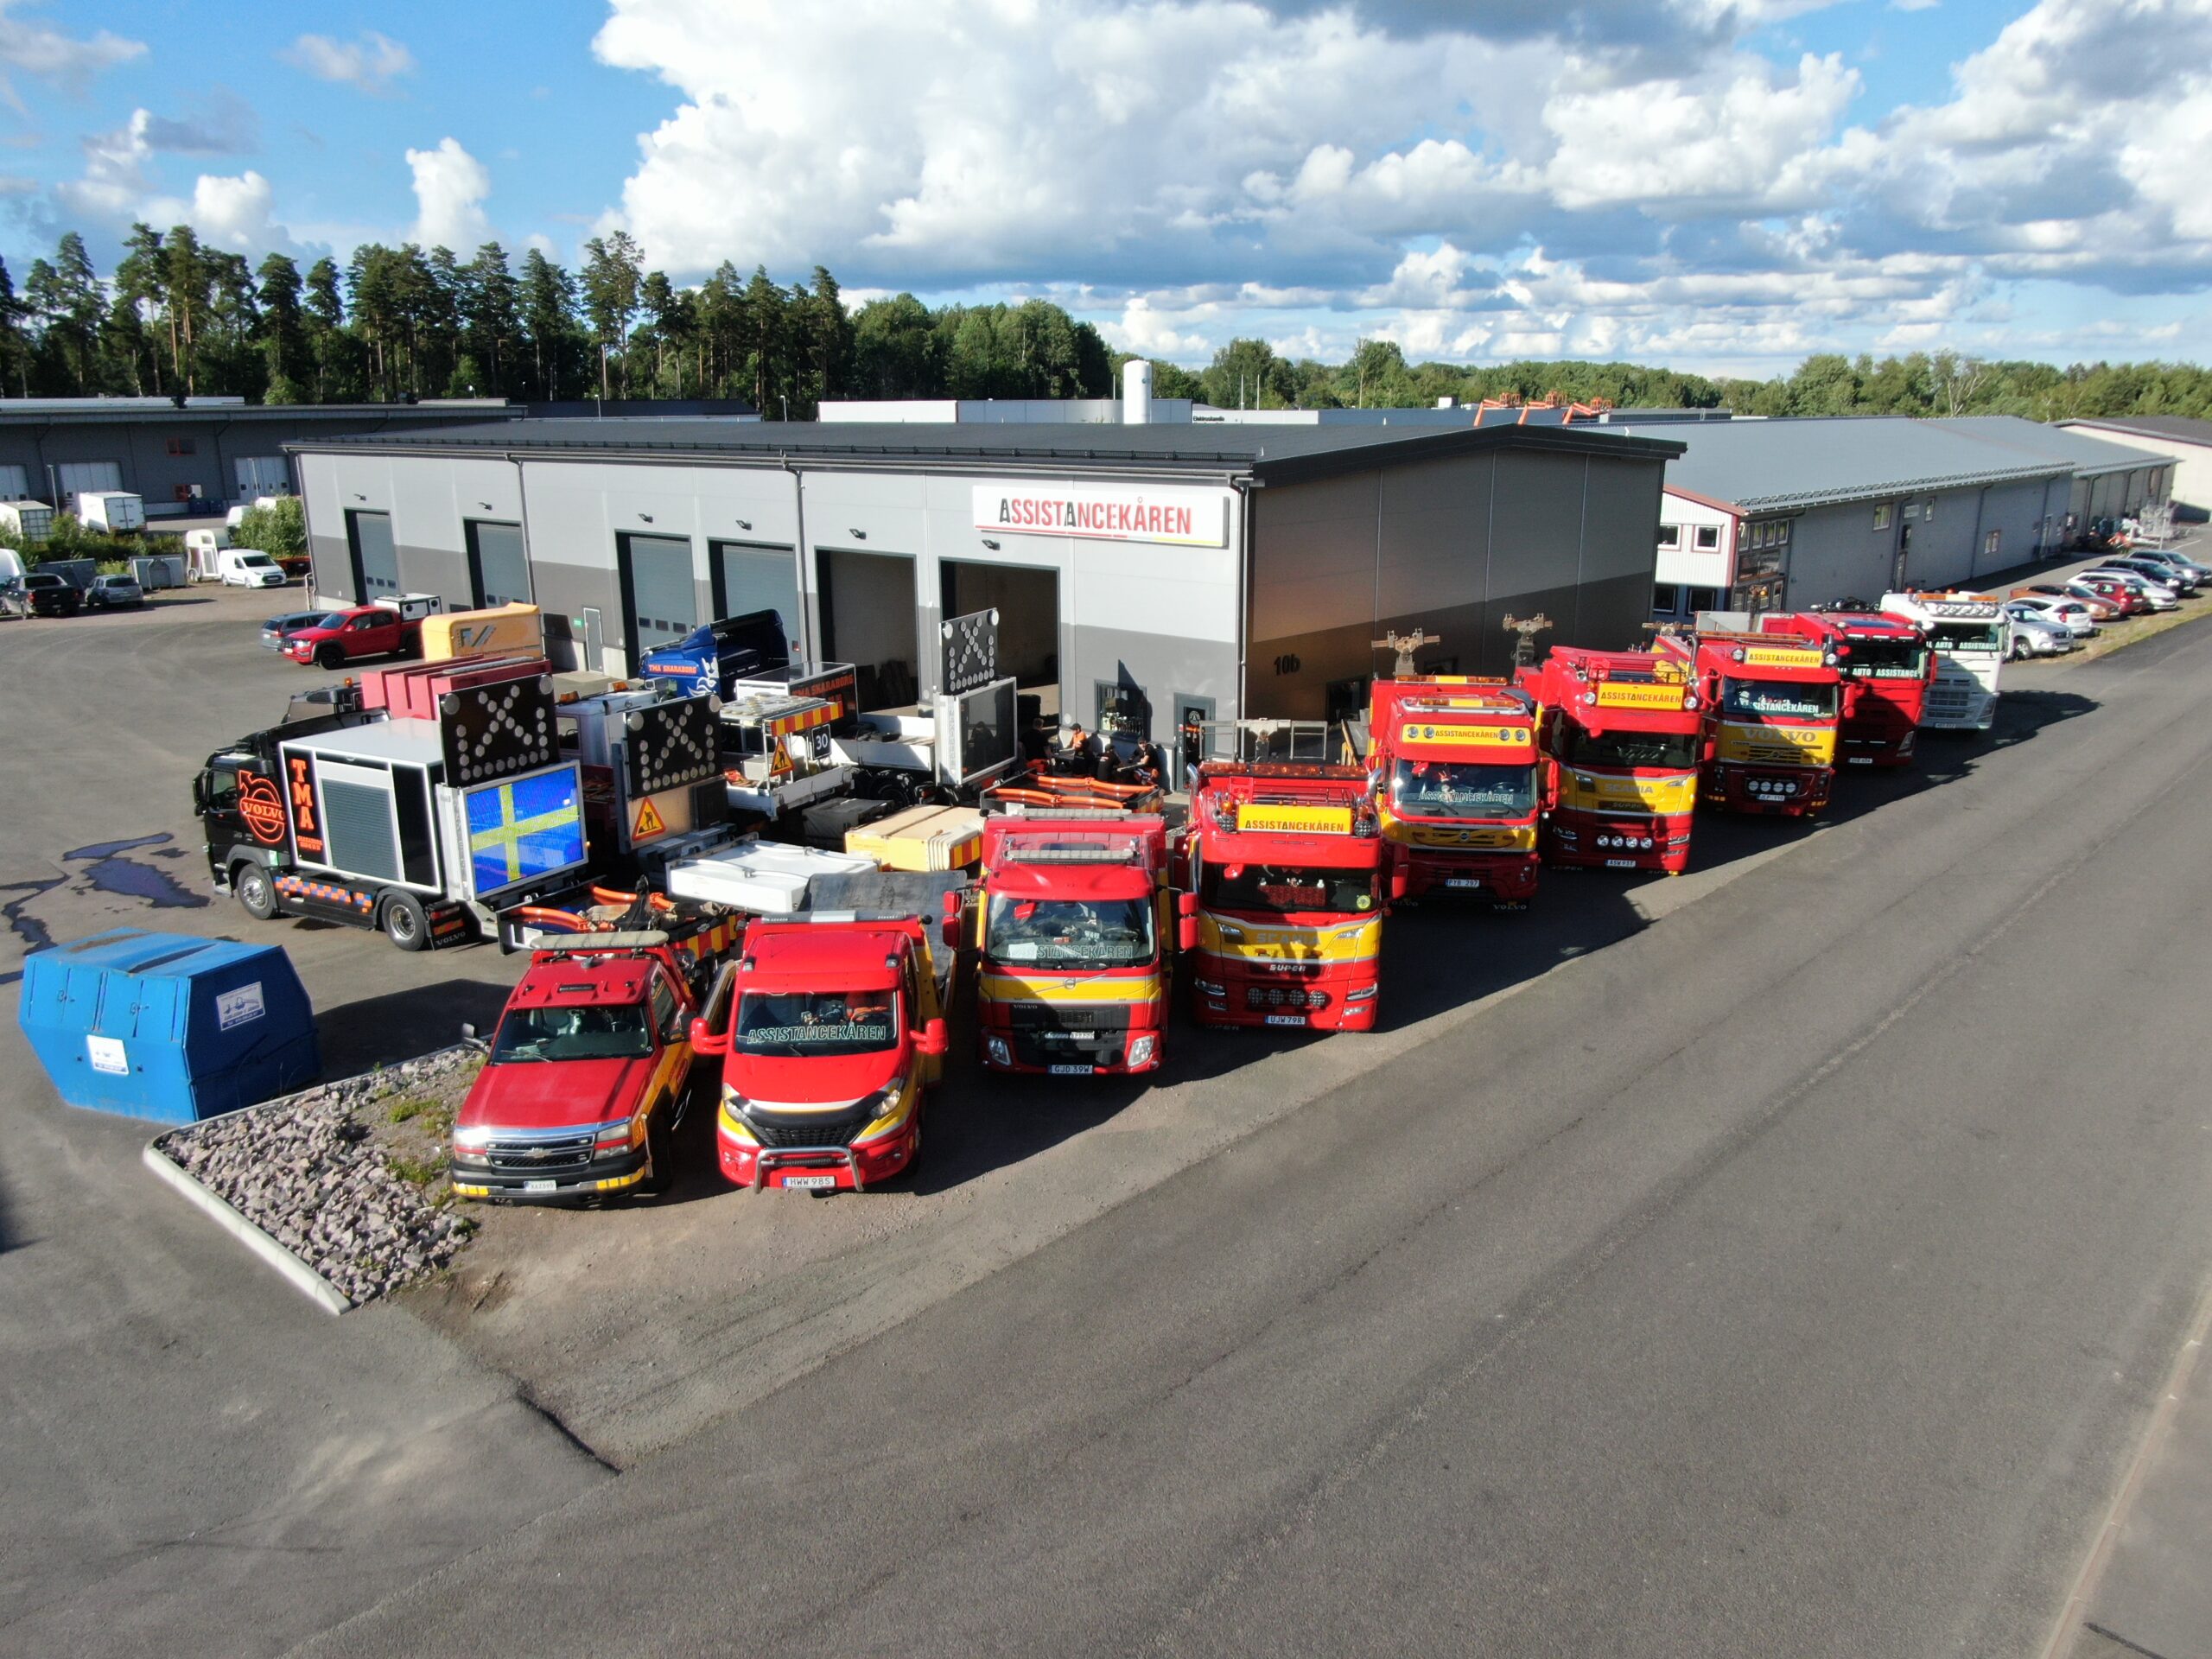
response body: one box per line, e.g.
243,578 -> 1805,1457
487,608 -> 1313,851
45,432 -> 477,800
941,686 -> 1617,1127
1601,416 -> 2075,512
2058,414 -> 2212,448
0,400 -> 518,428
285,416 -> 1684,485
1921,415 -> 2170,479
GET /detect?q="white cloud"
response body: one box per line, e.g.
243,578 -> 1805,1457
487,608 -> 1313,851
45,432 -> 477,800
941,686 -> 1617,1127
407,137 -> 493,251
1891,0 -> 1941,10
0,0 -> 143,107
281,30 -> 414,95
143,170 -> 294,256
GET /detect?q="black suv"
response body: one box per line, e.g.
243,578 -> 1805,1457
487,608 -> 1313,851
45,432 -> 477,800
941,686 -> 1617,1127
21,571 -> 81,617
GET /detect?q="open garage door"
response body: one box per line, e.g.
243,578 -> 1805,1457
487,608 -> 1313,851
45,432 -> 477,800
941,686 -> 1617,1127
819,548 -> 918,710
940,559 -> 1058,698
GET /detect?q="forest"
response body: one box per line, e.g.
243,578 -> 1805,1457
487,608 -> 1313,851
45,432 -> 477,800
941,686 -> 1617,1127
3,220 -> 2209,424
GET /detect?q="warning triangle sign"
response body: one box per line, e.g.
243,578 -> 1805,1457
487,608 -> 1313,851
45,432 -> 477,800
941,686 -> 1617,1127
632,796 -> 667,840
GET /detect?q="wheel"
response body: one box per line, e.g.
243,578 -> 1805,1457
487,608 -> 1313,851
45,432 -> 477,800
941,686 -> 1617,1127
314,641 -> 344,670
233,863 -> 280,921
381,891 -> 429,951
638,1107 -> 675,1197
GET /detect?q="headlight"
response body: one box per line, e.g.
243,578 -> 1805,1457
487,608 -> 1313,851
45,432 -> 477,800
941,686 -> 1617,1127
853,1081 -> 912,1141
453,1123 -> 492,1150
985,1035 -> 1012,1066
1126,1035 -> 1156,1066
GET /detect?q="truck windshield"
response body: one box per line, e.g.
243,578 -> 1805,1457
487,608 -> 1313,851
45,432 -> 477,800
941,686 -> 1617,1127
1553,724 -> 1699,770
1201,862 -> 1378,917
1390,760 -> 1536,817
491,1003 -> 653,1063
985,896 -> 1154,969
1842,638 -> 1929,676
1719,677 -> 1837,721
1929,622 -> 2004,653
734,990 -> 899,1058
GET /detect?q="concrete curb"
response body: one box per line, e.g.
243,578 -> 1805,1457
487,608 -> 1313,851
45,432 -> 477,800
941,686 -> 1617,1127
142,1138 -> 352,1317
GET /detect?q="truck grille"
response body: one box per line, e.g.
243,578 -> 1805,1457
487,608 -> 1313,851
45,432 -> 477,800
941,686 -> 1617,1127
1246,987 -> 1329,1009
1012,1028 -> 1127,1068
748,1111 -> 869,1149
484,1134 -> 595,1173
1008,1004 -> 1134,1033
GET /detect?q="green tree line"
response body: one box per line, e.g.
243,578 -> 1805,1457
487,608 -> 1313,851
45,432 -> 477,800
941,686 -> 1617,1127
2,220 -> 2208,422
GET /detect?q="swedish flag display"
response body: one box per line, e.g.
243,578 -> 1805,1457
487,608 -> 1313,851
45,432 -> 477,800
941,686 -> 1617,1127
466,766 -> 586,894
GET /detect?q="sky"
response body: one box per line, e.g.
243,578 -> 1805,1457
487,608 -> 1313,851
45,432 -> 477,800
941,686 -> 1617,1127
2,0 -> 2209,378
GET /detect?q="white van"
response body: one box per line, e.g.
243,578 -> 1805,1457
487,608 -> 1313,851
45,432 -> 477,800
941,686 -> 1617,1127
217,548 -> 289,589
183,527 -> 231,582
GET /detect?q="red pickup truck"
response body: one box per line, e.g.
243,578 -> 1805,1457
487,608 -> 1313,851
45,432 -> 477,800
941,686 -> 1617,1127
284,599 -> 435,670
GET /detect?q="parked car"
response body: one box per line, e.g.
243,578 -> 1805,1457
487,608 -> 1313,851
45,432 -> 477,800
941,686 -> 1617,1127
2005,607 -> 2074,658
2018,582 -> 2121,620
281,604 -> 423,669
2104,555 -> 2200,594
20,570 -> 81,616
261,609 -> 332,650
2082,568 -> 2180,610
2005,595 -> 2099,639
2063,576 -> 2146,616
83,573 -> 145,612
216,549 -> 288,589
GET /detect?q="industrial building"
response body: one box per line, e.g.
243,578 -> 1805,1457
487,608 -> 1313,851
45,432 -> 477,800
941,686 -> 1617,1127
2057,415 -> 2212,518
0,397 -> 522,517
288,415 -> 1682,736
1613,415 -> 2175,617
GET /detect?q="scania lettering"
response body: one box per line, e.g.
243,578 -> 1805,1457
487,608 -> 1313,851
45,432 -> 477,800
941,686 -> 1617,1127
970,810 -> 1191,1076
1878,592 -> 2004,731
1517,647 -> 1702,873
1655,630 -> 1842,818
1359,677 -> 1543,905
1758,611 -> 1932,766
1179,760 -> 1393,1033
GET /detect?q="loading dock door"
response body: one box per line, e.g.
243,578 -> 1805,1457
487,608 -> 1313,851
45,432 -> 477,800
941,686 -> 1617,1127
467,521 -> 531,608
618,533 -> 699,664
940,560 -> 1058,694
348,510 -> 399,601
819,548 -> 919,709
711,541 -> 801,655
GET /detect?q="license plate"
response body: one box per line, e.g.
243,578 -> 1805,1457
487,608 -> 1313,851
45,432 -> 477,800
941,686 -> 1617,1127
1264,1013 -> 1307,1027
1048,1064 -> 1093,1076
1444,878 -> 1484,889
1605,857 -> 1637,868
523,1179 -> 557,1193
780,1173 -> 837,1191
1847,756 -> 1873,766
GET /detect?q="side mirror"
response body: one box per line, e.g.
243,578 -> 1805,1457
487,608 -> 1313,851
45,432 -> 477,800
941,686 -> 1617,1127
460,1021 -> 483,1048
689,1015 -> 729,1058
917,1018 -> 949,1058
1176,891 -> 1196,918
1177,916 -> 1198,954
190,773 -> 207,816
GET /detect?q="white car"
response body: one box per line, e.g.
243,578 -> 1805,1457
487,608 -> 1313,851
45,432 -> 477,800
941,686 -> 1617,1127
2005,596 -> 2097,641
2081,568 -> 2179,611
2005,607 -> 2074,658
217,549 -> 288,589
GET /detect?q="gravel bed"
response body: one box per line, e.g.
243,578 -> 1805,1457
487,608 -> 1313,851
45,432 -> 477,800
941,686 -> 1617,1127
155,1048 -> 480,1306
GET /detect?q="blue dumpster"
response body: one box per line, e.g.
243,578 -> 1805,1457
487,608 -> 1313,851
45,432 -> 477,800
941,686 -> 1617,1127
16,929 -> 320,1124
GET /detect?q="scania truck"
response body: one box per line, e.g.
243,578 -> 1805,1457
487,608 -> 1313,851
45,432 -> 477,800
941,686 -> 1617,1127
1879,591 -> 2004,730
1656,626 -> 1843,818
1358,677 -> 1543,906
1758,609 -> 1933,766
1517,646 -> 1702,873
1179,760 -> 1392,1033
969,809 -> 1192,1076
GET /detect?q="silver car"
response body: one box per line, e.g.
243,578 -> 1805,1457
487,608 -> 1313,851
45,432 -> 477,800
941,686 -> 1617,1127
2005,606 -> 2074,658
83,574 -> 144,611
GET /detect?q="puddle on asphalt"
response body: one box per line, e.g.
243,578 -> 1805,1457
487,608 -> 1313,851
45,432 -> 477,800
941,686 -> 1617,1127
1,833 -> 208,985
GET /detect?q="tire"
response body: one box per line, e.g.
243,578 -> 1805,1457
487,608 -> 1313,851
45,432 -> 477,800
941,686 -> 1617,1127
314,641 -> 344,670
381,891 -> 429,951
233,863 -> 280,921
638,1107 -> 675,1198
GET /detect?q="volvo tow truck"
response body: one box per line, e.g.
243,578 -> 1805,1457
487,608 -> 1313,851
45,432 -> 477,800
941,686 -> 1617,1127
1879,591 -> 2004,731
1357,677 -> 1543,906
1656,625 -> 1843,818
1758,609 -> 1933,766
969,809 -> 1191,1076
1179,756 -> 1393,1033
1517,647 -> 1702,873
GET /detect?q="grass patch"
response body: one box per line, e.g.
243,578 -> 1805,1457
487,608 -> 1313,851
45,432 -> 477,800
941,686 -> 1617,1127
385,1151 -> 448,1187
387,1096 -> 447,1126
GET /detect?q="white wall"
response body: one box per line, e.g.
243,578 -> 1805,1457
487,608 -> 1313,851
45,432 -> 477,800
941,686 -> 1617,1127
1654,493 -> 1736,591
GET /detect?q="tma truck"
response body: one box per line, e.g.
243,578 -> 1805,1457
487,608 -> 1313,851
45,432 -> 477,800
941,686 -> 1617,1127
1358,677 -> 1544,906
194,663 -> 591,950
1879,591 -> 2004,731
1518,646 -> 1703,874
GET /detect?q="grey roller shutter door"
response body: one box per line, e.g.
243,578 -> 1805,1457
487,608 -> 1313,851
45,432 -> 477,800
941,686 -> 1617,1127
712,543 -> 799,640
626,534 -> 697,652
353,511 -> 399,598
472,522 -> 531,607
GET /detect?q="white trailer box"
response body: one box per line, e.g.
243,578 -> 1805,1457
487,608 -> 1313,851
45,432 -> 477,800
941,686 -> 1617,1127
183,527 -> 230,582
79,492 -> 145,533
0,502 -> 54,548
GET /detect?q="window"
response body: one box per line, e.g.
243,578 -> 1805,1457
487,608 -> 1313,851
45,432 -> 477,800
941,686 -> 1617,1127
649,976 -> 682,1041
1984,530 -> 2001,558
1656,524 -> 1681,548
1694,525 -> 1720,550
165,436 -> 196,457
1924,499 -> 1936,520
1096,680 -> 1152,740
1873,504 -> 1892,531
1687,586 -> 1724,612
1651,583 -> 1681,615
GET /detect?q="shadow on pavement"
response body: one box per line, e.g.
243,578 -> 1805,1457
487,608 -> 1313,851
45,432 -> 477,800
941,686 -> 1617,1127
318,977 -> 513,1076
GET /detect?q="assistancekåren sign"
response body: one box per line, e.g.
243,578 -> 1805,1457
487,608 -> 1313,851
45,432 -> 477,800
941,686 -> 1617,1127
972,482 -> 1228,548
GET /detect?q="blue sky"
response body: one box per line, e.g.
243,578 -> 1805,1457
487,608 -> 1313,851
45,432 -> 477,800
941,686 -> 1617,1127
4,0 -> 2209,378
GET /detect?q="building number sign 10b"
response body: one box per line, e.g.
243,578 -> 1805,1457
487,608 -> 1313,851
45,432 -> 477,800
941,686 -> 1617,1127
1273,653 -> 1301,676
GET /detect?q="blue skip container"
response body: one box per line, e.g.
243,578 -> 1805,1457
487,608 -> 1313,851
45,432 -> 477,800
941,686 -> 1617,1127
17,929 -> 321,1124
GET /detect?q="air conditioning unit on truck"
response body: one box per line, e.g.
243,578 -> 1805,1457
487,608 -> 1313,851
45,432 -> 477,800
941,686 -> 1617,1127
966,808 -> 1193,1077
1516,647 -> 1703,874
688,870 -> 958,1194
194,660 -> 592,950
1356,677 -> 1544,906
1656,624 -> 1846,818
1758,610 -> 1934,766
1878,592 -> 2004,731
1179,755 -> 1395,1033
450,903 -> 741,1205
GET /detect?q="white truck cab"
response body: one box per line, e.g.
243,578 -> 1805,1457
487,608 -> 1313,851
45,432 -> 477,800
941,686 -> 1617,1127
1879,592 -> 2003,730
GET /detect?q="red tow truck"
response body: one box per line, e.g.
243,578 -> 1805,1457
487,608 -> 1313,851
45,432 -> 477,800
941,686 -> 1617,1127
1758,610 -> 1930,767
690,875 -> 955,1193
449,901 -> 740,1204
1358,677 -> 1545,906
1179,760 -> 1393,1033
1516,646 -> 1703,874
969,809 -> 1189,1076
